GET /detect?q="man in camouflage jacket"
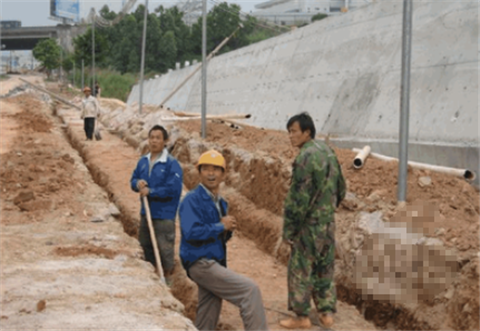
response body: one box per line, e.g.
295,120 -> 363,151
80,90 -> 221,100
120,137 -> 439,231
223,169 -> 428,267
280,113 -> 346,330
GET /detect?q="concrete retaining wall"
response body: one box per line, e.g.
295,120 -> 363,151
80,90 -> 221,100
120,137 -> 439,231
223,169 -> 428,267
128,1 -> 479,176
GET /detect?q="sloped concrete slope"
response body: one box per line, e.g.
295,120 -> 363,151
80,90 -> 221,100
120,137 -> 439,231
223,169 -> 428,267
128,1 -> 478,174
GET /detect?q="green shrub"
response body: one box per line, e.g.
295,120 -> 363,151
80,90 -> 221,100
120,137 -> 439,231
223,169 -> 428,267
69,68 -> 138,102
311,13 -> 328,23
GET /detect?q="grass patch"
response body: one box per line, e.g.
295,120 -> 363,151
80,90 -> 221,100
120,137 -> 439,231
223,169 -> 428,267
69,69 -> 138,102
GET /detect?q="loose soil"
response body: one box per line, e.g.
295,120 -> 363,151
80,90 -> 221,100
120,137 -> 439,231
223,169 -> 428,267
173,119 -> 480,331
50,83 -> 377,330
0,79 -> 194,330
3,76 -> 477,331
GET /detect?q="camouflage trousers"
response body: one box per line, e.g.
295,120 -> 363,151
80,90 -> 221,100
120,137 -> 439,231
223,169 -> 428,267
288,220 -> 336,316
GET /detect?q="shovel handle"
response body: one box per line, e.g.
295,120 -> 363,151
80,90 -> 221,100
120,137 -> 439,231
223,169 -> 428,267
142,196 -> 165,283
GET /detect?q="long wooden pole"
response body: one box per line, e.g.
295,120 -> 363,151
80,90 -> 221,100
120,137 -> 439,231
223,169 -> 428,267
142,196 -> 166,283
19,78 -> 81,110
158,24 -> 243,108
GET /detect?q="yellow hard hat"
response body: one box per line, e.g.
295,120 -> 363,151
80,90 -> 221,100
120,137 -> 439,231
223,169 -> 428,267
197,150 -> 226,171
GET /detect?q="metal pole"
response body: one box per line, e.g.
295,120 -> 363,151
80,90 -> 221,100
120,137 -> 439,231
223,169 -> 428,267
73,62 -> 76,86
60,48 -> 63,82
81,59 -> 84,90
92,13 -> 95,96
139,0 -> 149,115
397,0 -> 413,202
201,0 -> 207,139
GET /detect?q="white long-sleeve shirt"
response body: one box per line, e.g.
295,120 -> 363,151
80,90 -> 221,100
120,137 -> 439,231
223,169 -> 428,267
81,95 -> 99,119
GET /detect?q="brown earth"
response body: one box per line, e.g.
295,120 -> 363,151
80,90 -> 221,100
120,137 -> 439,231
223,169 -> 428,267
0,81 -> 194,330
173,119 -> 479,330
3,77 -> 477,330
51,83 -> 377,331
176,120 -> 479,254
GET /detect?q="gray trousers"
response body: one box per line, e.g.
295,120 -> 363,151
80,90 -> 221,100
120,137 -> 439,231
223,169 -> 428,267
189,259 -> 269,331
138,215 -> 175,274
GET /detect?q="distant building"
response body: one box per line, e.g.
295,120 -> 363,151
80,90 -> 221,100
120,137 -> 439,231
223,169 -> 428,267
252,0 -> 372,25
1,21 -> 22,30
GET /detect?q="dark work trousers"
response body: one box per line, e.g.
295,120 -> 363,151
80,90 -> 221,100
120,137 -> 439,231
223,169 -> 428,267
138,215 -> 175,274
189,258 -> 269,331
84,117 -> 95,140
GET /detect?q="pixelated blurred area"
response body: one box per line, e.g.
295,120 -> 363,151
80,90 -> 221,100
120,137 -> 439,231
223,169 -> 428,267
335,199 -> 478,329
346,203 -> 458,304
389,201 -> 441,236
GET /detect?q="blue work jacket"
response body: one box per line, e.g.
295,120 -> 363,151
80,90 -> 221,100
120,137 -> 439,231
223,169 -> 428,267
130,150 -> 183,220
179,185 -> 232,274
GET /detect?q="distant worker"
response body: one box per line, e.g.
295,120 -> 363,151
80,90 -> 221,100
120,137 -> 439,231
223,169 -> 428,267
80,86 -> 100,141
94,81 -> 101,98
179,150 -> 269,331
130,125 -> 183,282
280,113 -> 346,329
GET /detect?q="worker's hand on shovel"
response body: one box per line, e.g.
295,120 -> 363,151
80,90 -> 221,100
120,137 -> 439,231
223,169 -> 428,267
137,179 -> 148,190
221,216 -> 237,231
139,187 -> 150,197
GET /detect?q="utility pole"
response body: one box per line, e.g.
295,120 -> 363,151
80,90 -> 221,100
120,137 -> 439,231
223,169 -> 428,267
81,59 -> 84,90
139,0 -> 149,115
397,0 -> 413,203
92,11 -> 96,96
60,47 -> 63,82
201,0 -> 207,139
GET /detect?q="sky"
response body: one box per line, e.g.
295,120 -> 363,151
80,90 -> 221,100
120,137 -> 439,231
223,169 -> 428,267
0,0 -> 260,27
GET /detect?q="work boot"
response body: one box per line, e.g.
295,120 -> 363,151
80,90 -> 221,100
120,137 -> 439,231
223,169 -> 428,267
279,316 -> 311,329
318,312 -> 334,328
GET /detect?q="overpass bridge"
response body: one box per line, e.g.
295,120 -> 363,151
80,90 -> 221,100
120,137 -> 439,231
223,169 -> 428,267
1,24 -> 87,52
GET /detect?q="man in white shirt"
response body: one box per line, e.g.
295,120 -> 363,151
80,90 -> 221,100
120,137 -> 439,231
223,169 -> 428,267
80,86 -> 99,141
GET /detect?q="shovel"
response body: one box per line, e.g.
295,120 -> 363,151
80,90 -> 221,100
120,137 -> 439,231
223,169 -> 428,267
142,196 -> 166,284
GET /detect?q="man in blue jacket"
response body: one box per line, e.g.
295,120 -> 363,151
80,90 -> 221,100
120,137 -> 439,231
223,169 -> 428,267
131,125 -> 183,280
179,150 -> 269,331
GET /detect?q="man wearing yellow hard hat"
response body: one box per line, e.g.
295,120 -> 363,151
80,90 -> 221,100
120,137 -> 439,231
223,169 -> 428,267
179,150 -> 269,330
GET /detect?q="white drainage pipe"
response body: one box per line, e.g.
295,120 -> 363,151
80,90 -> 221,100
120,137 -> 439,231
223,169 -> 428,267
353,145 -> 371,169
352,148 -> 476,181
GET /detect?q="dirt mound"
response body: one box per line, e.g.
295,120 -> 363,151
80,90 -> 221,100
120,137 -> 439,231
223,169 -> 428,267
176,120 -> 296,159
4,94 -> 53,132
336,148 -> 479,252
0,95 -> 81,224
170,119 -> 479,330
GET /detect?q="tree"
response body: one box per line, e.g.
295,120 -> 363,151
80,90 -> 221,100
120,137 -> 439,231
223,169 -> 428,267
100,5 -> 117,20
157,6 -> 192,64
311,13 -> 328,23
73,27 -> 108,68
62,54 -> 74,73
110,15 -> 140,73
157,30 -> 177,73
32,38 -> 61,79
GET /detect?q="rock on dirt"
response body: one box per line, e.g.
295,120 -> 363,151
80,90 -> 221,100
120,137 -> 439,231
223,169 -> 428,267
13,191 -> 34,205
418,176 -> 432,187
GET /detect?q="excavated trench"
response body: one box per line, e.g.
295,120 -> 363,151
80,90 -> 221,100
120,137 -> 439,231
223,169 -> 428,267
52,103 -> 228,327
109,128 -> 429,330
48,93 -> 478,331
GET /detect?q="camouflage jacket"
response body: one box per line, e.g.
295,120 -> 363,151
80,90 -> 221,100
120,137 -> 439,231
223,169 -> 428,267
283,140 -> 346,241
